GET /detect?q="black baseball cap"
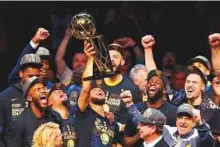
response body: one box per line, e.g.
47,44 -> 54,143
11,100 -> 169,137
108,43 -> 125,59
188,55 -> 211,70
147,69 -> 169,87
137,108 -> 166,128
23,76 -> 45,97
177,103 -> 194,118
20,54 -> 42,70
47,83 -> 66,98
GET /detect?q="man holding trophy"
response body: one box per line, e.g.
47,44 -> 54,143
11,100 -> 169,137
71,12 -> 142,146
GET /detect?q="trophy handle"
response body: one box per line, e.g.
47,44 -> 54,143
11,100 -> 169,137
83,35 -> 116,81
87,35 -> 113,73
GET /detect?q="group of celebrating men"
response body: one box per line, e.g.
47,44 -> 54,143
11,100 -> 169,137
0,23 -> 220,147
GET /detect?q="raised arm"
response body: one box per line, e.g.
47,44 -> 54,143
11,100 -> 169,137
120,90 -> 141,126
55,27 -> 72,79
120,90 -> 142,146
141,35 -> 157,74
78,41 -> 95,112
8,28 -> 50,84
192,109 -> 214,147
209,33 -> 220,80
113,37 -> 145,64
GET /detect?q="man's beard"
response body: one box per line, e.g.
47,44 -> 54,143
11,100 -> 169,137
33,100 -> 47,111
91,98 -> 106,105
147,88 -> 163,104
114,64 -> 123,72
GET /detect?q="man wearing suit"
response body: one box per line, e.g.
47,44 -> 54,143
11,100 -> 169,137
136,108 -> 169,147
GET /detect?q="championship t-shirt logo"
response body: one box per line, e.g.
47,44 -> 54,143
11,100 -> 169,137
62,125 -> 76,147
105,91 -> 121,113
93,118 -> 115,145
100,133 -> 110,145
11,98 -> 27,117
67,139 -> 74,147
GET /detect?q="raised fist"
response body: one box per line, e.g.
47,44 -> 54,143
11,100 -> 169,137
212,77 -> 220,96
32,28 -> 50,44
120,90 -> 133,106
208,33 -> 220,49
192,109 -> 202,125
141,35 -> 155,49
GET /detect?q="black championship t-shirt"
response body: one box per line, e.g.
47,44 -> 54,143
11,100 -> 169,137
75,106 -> 119,147
4,108 -> 58,147
61,116 -> 77,147
124,101 -> 177,146
98,77 -> 142,124
194,97 -> 220,135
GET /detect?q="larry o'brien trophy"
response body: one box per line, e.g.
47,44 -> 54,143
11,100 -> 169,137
71,12 -> 116,81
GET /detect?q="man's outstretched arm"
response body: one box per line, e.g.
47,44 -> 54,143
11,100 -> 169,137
78,41 -> 95,112
209,33 -> 220,80
8,28 -> 50,84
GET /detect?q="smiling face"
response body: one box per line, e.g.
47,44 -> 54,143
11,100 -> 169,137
27,83 -> 47,109
176,114 -> 195,136
146,76 -> 164,103
48,89 -> 68,107
185,74 -> 205,100
89,87 -> 106,105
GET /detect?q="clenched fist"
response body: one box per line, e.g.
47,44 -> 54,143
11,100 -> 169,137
141,35 -> 155,49
120,90 -> 133,107
192,109 -> 203,125
32,28 -> 50,44
208,33 -> 220,49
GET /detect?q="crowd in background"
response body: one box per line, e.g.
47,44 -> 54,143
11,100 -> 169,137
1,2 -> 220,147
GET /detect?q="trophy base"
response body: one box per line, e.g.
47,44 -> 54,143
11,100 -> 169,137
83,71 -> 118,81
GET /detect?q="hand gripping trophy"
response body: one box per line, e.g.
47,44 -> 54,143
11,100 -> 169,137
71,12 -> 116,81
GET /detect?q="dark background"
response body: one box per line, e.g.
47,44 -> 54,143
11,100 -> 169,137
0,1 -> 220,90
